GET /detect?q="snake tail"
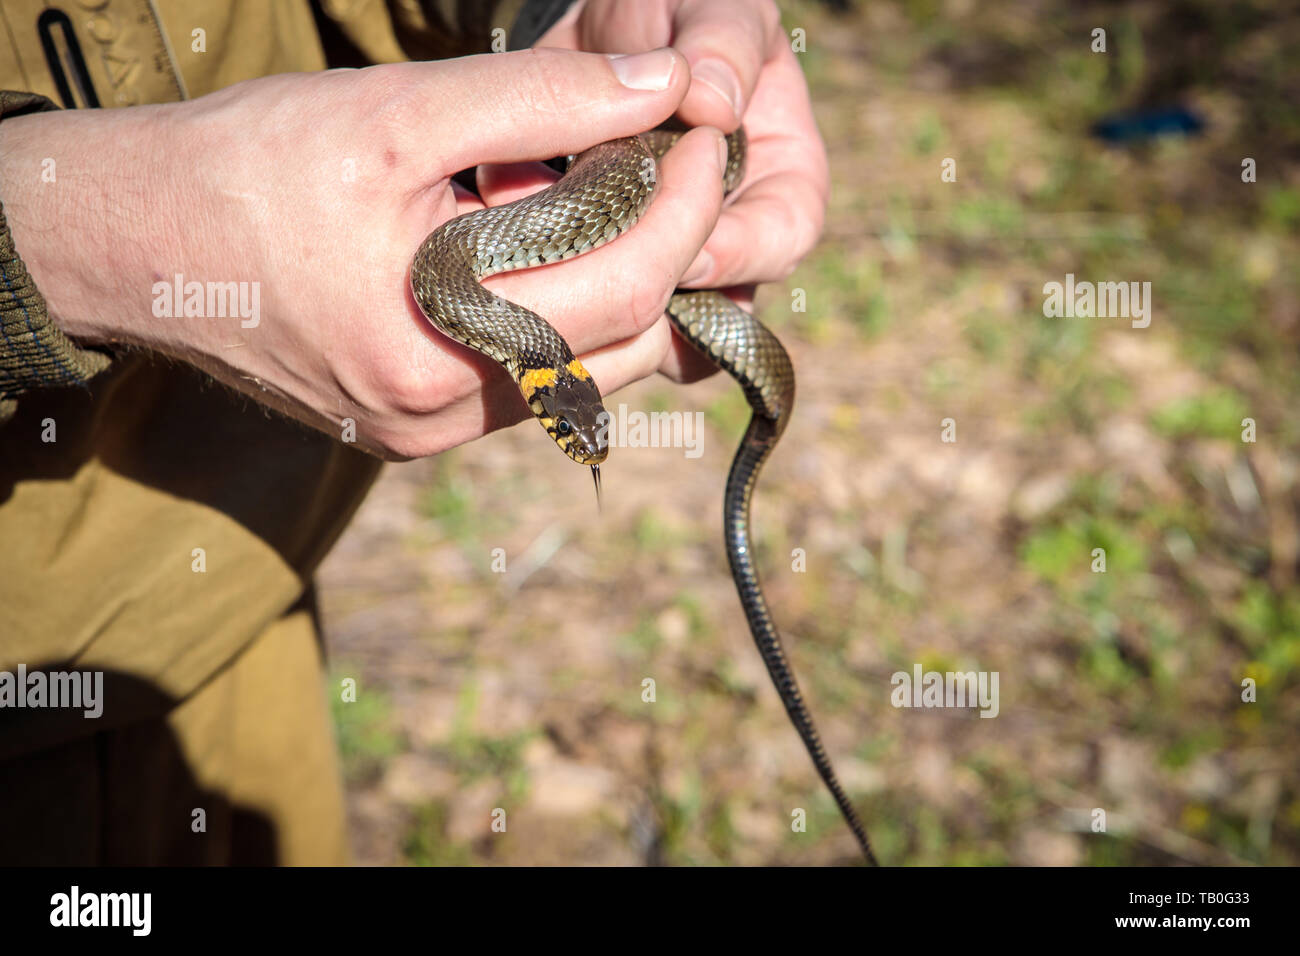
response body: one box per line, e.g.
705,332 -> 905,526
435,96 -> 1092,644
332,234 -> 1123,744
666,294 -> 878,865
727,416 -> 879,866
413,125 -> 877,863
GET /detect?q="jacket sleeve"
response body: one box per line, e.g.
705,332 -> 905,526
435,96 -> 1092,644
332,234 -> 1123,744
0,91 -> 112,424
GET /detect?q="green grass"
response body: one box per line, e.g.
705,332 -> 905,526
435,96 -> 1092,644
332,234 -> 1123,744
403,801 -> 474,867
330,666 -> 403,785
1149,389 -> 1252,441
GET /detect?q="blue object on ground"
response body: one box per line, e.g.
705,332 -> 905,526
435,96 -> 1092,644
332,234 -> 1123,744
1091,106 -> 1206,143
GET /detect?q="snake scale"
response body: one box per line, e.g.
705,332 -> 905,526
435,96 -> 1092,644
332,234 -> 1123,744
412,125 -> 878,865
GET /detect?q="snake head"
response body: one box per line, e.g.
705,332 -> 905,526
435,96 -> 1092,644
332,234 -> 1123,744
522,361 -> 609,466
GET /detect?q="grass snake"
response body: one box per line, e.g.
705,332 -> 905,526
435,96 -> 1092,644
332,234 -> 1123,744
411,125 -> 878,864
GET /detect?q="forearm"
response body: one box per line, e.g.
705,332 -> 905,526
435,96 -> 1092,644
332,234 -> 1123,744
0,104 -> 184,351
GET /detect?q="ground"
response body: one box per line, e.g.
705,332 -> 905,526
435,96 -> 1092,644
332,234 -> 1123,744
317,0 -> 1300,865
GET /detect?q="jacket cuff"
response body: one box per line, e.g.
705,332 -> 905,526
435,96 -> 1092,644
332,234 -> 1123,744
0,91 -> 112,423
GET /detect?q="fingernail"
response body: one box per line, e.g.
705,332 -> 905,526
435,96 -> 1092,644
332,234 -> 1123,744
714,132 -> 729,175
607,49 -> 676,91
692,58 -> 742,120
681,250 -> 713,286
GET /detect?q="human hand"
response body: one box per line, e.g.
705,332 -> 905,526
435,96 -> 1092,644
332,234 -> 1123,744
537,0 -> 830,380
0,47 -> 730,459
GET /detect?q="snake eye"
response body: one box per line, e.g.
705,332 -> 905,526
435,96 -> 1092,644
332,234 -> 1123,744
556,419 -> 572,436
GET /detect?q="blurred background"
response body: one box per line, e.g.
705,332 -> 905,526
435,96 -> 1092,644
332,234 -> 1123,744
318,0 -> 1300,865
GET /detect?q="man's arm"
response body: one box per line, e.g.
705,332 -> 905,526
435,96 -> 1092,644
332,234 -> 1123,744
0,48 -> 727,459
0,92 -> 110,422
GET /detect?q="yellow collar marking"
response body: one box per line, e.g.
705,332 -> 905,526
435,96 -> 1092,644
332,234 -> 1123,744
519,366 -> 559,398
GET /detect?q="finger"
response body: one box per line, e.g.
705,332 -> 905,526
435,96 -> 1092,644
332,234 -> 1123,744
475,126 -> 727,355
564,0 -> 780,131
680,42 -> 829,286
475,160 -> 560,206
452,180 -> 485,216
459,134 -> 733,393
687,172 -> 826,286
399,315 -> 682,459
459,286 -> 757,442
376,48 -> 690,174
671,0 -> 783,129
483,310 -> 717,425
391,125 -> 725,453
657,330 -> 722,384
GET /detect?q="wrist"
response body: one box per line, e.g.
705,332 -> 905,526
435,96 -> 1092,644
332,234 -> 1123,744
0,105 -> 184,352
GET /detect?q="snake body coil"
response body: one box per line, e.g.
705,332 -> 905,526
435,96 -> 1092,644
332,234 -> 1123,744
412,127 -> 877,864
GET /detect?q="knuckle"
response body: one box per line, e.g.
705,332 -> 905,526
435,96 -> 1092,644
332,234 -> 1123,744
512,48 -> 570,123
792,198 -> 826,264
375,438 -> 419,463
367,342 -> 444,417
767,189 -> 826,281
384,367 -> 439,417
361,65 -> 430,164
367,409 -> 443,461
618,264 -> 676,336
781,229 -> 815,278
363,65 -> 413,123
751,0 -> 782,45
345,410 -> 425,462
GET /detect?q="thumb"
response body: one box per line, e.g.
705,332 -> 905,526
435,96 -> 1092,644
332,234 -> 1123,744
393,48 -> 689,173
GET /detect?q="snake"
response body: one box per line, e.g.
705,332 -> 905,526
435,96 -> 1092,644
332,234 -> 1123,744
411,124 -> 878,865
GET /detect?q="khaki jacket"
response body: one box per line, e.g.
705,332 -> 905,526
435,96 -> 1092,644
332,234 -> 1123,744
0,0 -> 557,864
